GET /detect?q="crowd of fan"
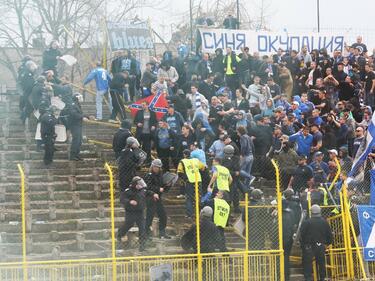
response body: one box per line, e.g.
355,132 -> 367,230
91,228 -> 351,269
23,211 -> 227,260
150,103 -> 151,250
14,35 -> 375,281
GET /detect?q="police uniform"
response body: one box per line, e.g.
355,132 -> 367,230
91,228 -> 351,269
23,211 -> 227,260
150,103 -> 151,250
67,100 -> 83,160
177,158 -> 205,217
40,111 -> 57,165
117,179 -> 153,251
300,207 -> 333,281
144,171 -> 169,237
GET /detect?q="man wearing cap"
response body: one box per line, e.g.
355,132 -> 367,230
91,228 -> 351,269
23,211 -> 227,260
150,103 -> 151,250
177,149 -> 206,218
300,204 -> 333,281
144,159 -> 171,239
309,152 -> 329,184
117,176 -> 158,252
113,120 -> 132,160
288,155 -> 314,194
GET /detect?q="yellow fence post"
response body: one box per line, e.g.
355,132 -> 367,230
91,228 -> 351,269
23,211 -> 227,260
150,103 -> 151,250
105,163 -> 117,281
17,164 -> 28,281
244,193 -> 249,280
271,159 -> 284,281
193,164 -> 203,281
339,188 -> 352,279
328,158 -> 341,192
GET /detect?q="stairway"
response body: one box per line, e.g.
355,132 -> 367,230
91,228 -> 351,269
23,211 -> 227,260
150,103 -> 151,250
0,93 -> 305,279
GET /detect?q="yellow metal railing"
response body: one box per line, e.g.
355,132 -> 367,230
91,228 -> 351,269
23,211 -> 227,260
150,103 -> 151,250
17,164 -> 27,281
1,161 -> 285,280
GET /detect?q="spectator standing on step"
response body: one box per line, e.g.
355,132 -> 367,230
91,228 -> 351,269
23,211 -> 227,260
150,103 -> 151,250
42,40 -> 62,75
83,62 -> 112,121
109,72 -> 128,122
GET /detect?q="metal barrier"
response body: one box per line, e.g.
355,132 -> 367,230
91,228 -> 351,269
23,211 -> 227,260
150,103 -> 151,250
1,161 -> 285,280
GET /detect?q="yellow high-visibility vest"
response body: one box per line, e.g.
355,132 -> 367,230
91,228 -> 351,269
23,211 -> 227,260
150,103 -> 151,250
214,198 -> 230,228
318,187 -> 328,206
181,158 -> 202,183
215,165 -> 230,192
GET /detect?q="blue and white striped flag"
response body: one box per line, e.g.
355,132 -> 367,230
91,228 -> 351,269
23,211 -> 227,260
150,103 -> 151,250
348,112 -> 375,185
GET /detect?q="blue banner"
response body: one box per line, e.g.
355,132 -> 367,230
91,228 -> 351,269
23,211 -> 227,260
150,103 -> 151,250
357,205 -> 375,261
371,170 -> 375,205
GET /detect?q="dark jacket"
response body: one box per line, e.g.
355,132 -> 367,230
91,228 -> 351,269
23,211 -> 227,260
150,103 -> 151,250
118,148 -> 139,191
233,99 -> 250,112
110,73 -> 127,91
30,82 -> 46,109
19,70 -> 35,97
40,112 -> 57,139
195,59 -> 212,79
113,128 -> 132,159
134,110 -> 157,138
300,216 -> 333,246
42,48 -> 61,71
168,95 -> 192,120
67,101 -> 83,128
122,186 -> 153,212
140,70 -> 157,88
181,217 -> 225,253
111,55 -> 137,75
212,49 -> 224,75
144,172 -> 168,196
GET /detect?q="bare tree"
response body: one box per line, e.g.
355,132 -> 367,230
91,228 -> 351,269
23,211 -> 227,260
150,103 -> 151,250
0,0 -> 37,80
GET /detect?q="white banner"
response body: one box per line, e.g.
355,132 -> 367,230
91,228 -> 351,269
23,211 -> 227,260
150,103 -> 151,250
199,28 -> 374,55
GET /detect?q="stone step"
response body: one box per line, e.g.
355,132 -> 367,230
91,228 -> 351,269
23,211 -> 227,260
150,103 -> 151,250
4,174 -> 108,184
0,150 -> 98,162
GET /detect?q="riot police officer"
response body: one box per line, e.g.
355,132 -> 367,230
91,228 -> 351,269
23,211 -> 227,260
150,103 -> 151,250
117,176 -> 158,252
118,137 -> 144,191
144,159 -> 171,239
40,107 -> 57,166
68,93 -> 84,161
300,204 -> 333,281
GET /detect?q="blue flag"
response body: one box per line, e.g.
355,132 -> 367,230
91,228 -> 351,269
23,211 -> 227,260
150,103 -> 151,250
371,170 -> 375,205
357,205 -> 375,261
348,112 -> 375,183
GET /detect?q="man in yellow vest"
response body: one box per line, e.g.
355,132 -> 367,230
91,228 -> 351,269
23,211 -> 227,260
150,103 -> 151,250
207,157 -> 232,202
177,149 -> 206,219
206,191 -> 231,251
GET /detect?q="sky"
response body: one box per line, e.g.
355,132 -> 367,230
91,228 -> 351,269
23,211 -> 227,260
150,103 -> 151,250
137,0 -> 375,41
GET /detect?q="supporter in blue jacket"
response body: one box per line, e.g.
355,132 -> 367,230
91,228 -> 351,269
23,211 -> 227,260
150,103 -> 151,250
83,62 -> 112,120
